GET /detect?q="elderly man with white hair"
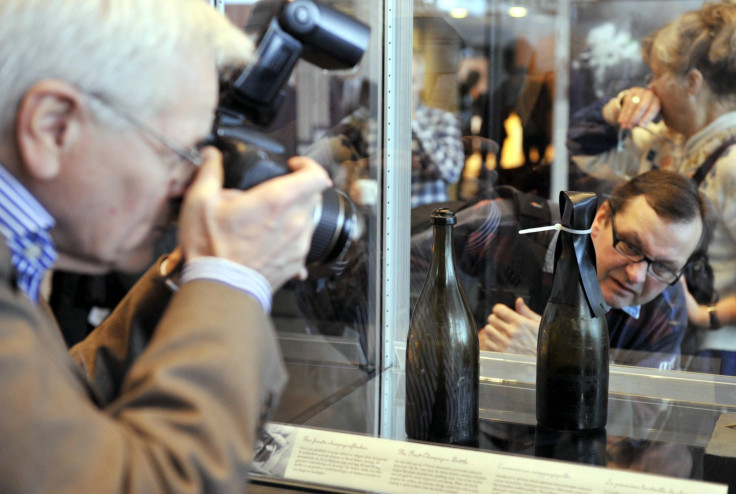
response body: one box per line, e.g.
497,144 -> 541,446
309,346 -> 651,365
0,0 -> 330,491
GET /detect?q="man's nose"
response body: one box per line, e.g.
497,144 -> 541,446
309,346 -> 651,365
625,260 -> 649,284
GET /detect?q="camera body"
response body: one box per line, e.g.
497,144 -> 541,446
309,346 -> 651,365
212,0 -> 370,265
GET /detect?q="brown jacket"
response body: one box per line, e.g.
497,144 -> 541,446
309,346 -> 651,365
0,241 -> 287,493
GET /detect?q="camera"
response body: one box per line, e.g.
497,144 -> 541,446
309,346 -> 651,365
211,0 -> 370,265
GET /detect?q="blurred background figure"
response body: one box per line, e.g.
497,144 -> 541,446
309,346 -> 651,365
410,50 -> 465,207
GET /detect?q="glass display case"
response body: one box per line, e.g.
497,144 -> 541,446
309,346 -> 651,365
212,0 -> 736,491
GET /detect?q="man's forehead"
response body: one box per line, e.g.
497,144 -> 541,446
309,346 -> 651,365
615,196 -> 702,261
157,62 -> 219,129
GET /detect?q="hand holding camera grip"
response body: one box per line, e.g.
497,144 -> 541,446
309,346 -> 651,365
178,150 -> 329,290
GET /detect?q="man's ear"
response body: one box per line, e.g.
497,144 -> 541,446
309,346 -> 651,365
16,80 -> 85,180
591,200 -> 611,239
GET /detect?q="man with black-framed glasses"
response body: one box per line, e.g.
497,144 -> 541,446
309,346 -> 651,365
480,170 -> 706,370
609,205 -> 683,286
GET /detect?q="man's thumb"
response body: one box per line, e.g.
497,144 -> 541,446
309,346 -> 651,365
187,148 -> 224,198
516,297 -> 534,317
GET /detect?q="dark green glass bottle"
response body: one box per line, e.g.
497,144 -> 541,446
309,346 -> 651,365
536,192 -> 610,432
405,208 -> 479,446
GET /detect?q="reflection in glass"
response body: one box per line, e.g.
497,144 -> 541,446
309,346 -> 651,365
534,425 -> 607,467
222,1 -> 380,433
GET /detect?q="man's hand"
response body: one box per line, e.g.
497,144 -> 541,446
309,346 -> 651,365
479,297 -> 541,355
178,147 -> 331,292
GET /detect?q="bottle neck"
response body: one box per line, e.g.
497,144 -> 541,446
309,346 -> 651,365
549,231 -> 582,306
430,223 -> 455,278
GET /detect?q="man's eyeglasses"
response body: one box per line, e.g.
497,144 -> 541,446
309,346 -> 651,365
610,206 -> 682,285
84,91 -> 203,167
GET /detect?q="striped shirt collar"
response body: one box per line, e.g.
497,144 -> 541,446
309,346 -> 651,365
0,163 -> 57,302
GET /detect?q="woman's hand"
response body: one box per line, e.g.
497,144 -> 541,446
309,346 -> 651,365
603,87 -> 661,130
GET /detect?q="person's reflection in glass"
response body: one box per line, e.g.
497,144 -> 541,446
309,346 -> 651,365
303,77 -> 375,207
305,50 -> 465,210
410,51 -> 465,207
296,77 -> 375,360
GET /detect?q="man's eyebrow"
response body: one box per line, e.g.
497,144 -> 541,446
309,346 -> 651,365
619,230 -> 680,268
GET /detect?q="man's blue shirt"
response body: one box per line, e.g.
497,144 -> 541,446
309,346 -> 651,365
0,164 -> 56,302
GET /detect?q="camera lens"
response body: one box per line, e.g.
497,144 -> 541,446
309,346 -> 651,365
219,142 -> 358,266
307,187 -> 358,265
